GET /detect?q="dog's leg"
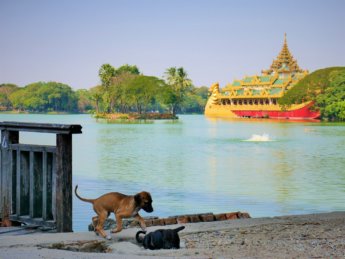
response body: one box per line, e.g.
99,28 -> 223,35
135,214 -> 147,231
111,213 -> 123,233
92,216 -> 98,234
95,211 -> 111,239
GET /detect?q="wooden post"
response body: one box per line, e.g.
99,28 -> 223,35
55,133 -> 73,232
1,130 -> 19,221
42,151 -> 48,220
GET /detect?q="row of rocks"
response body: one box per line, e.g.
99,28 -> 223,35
139,211 -> 251,227
88,211 -> 250,231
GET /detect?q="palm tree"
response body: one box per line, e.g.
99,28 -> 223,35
90,85 -> 103,114
98,64 -> 116,113
164,67 -> 192,115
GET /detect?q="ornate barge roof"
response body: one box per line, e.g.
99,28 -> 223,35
221,34 -> 308,99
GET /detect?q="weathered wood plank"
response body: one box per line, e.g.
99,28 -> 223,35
33,152 -> 43,218
1,130 -> 19,221
47,152 -> 54,220
10,144 -> 56,153
0,122 -> 82,135
20,151 -> 30,216
51,152 -> 56,221
0,148 -> 2,218
16,149 -> 21,216
55,134 -> 73,232
42,151 -> 47,220
29,151 -> 34,217
11,150 -> 17,214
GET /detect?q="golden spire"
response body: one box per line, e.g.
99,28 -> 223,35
262,34 -> 305,76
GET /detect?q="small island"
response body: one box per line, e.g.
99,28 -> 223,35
94,112 -> 178,123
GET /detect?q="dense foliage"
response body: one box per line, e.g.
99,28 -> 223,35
0,84 -> 19,110
182,86 -> 209,114
7,82 -> 78,112
278,67 -> 345,121
0,64 -> 209,115
315,68 -> 345,121
163,67 -> 193,115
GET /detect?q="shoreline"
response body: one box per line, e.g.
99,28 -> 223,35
1,211 -> 344,258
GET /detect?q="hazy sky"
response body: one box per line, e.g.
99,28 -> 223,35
1,0 -> 344,89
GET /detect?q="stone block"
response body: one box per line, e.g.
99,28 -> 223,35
151,219 -> 165,226
200,213 -> 215,222
177,215 -> 190,224
214,213 -> 227,221
225,212 -> 239,220
189,215 -> 201,223
143,220 -> 153,227
163,217 -> 177,225
238,212 -> 251,219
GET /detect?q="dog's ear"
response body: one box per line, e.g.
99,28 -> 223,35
136,231 -> 146,244
134,193 -> 141,206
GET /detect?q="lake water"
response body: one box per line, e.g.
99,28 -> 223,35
1,114 -> 345,231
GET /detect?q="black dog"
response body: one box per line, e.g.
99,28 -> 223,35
136,226 -> 185,250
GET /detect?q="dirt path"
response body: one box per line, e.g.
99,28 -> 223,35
0,212 -> 344,258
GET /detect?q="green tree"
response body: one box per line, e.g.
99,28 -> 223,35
9,88 -> 26,111
0,84 -> 19,110
76,89 -> 94,113
127,75 -> 165,114
9,82 -> 77,112
115,64 -> 140,75
110,72 -> 136,113
278,67 -> 345,120
181,86 -> 209,113
279,67 -> 345,106
44,82 -> 78,112
164,67 -> 193,115
110,65 -> 141,113
98,63 -> 141,113
99,64 -> 116,89
315,70 -> 345,121
99,64 -> 116,112
89,85 -> 103,113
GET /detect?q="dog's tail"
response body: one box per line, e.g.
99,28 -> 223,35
136,231 -> 146,243
174,226 -> 185,233
74,185 -> 95,204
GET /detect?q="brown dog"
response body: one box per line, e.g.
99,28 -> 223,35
74,185 -> 153,239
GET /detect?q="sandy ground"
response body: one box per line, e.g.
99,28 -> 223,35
0,211 -> 344,259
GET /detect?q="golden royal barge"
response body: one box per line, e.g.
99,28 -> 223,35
205,35 -> 320,120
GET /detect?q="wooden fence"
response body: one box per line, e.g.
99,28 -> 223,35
0,122 -> 82,232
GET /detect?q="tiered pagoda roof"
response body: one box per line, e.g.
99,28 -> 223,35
221,34 -> 308,99
262,33 -> 306,76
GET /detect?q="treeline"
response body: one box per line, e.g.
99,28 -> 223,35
278,67 -> 345,121
0,64 -> 209,114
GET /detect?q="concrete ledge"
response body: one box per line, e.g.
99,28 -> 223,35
88,211 -> 250,231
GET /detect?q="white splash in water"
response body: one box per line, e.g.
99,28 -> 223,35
244,134 -> 272,142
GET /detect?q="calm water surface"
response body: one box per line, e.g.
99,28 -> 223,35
1,114 -> 345,231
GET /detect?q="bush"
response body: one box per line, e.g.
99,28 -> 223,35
278,67 -> 345,121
